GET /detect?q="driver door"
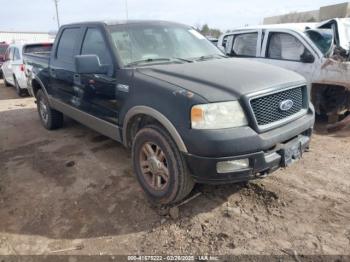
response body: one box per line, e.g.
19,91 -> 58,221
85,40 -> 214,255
258,30 -> 317,84
76,26 -> 119,125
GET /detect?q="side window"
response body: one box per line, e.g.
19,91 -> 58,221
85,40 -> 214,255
56,27 -> 80,63
232,33 -> 258,57
8,47 -> 14,61
14,48 -> 21,60
81,28 -> 112,66
267,32 -> 310,61
4,48 -> 11,61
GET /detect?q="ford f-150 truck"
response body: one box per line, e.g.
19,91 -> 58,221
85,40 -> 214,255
25,20 -> 315,204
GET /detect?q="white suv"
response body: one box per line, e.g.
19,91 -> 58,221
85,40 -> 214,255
1,43 -> 52,96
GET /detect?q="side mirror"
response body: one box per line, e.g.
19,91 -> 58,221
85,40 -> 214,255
75,55 -> 109,74
300,51 -> 315,63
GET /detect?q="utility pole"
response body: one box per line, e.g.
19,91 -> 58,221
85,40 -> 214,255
125,0 -> 129,20
53,0 -> 60,29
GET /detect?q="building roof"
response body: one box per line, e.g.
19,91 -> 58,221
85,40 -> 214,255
0,31 -> 50,34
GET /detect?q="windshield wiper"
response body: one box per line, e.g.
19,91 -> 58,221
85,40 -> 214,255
126,57 -> 194,67
172,57 -> 193,63
126,58 -> 172,67
194,54 -> 227,61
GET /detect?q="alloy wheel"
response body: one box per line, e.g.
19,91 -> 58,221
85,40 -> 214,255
139,142 -> 169,190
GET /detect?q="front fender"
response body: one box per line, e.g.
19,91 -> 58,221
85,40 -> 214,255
122,105 -> 188,152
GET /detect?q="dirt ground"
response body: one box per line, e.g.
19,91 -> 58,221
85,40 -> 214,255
0,80 -> 349,256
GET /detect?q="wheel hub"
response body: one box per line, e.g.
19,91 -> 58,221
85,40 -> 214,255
139,142 -> 169,190
39,100 -> 48,123
148,156 -> 162,173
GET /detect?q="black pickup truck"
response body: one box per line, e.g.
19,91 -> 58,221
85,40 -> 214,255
25,20 -> 315,204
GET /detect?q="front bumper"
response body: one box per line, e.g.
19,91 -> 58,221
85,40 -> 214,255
183,108 -> 314,184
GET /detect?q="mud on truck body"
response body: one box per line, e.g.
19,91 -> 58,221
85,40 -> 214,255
219,18 -> 350,125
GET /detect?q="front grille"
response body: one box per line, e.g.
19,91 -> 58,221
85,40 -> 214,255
250,86 -> 305,126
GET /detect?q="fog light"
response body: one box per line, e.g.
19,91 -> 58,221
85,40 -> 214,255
216,159 -> 249,173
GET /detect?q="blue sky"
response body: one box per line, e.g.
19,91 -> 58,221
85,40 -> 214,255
0,0 -> 346,32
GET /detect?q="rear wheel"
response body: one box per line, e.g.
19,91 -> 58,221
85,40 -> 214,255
3,77 -> 11,87
14,77 -> 26,97
36,89 -> 63,130
132,125 -> 194,205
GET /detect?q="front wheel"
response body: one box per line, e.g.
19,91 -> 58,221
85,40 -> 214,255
132,125 -> 194,205
36,89 -> 63,130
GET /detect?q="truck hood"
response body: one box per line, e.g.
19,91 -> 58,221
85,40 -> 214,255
317,18 -> 350,52
137,58 -> 305,102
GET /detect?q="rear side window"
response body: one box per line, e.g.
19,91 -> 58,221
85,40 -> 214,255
81,28 -> 112,65
56,28 -> 80,63
232,33 -> 258,57
267,33 -> 306,61
14,48 -> 21,60
8,47 -> 14,60
24,44 -> 52,54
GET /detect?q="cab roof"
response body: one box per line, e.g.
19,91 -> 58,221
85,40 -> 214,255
63,20 -> 189,28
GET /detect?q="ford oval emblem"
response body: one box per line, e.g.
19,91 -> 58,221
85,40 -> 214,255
279,99 -> 294,111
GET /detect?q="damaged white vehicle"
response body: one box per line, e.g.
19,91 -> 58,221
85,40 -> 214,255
218,18 -> 350,124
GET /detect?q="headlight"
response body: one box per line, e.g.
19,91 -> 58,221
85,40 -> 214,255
191,101 -> 248,129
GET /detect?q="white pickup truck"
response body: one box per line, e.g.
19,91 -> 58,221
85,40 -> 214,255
218,18 -> 350,123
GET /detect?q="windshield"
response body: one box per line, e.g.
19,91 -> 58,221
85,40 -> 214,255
108,23 -> 223,66
0,45 -> 8,55
305,29 -> 333,56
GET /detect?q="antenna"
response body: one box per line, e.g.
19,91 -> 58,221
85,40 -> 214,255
125,0 -> 129,20
53,0 -> 60,29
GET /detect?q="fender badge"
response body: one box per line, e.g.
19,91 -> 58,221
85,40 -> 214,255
117,84 -> 129,92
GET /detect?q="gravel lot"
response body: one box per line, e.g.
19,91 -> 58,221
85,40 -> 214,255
0,80 -> 349,256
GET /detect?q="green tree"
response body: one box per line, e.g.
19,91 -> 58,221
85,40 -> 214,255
198,24 -> 222,38
201,24 -> 210,35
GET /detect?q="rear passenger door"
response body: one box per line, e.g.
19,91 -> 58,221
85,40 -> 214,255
77,26 -> 119,124
49,27 -> 83,105
2,47 -> 14,84
225,30 -> 262,58
259,30 -> 318,83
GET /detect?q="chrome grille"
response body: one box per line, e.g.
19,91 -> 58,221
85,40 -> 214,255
250,86 -> 305,126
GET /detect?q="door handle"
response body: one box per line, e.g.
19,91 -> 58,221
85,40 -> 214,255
50,68 -> 56,77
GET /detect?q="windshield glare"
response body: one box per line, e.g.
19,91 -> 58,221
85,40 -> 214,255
108,23 -> 223,66
305,29 -> 333,56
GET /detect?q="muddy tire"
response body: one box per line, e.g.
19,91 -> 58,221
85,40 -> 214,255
132,125 -> 194,205
36,89 -> 63,130
14,77 -> 26,97
4,77 -> 11,87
